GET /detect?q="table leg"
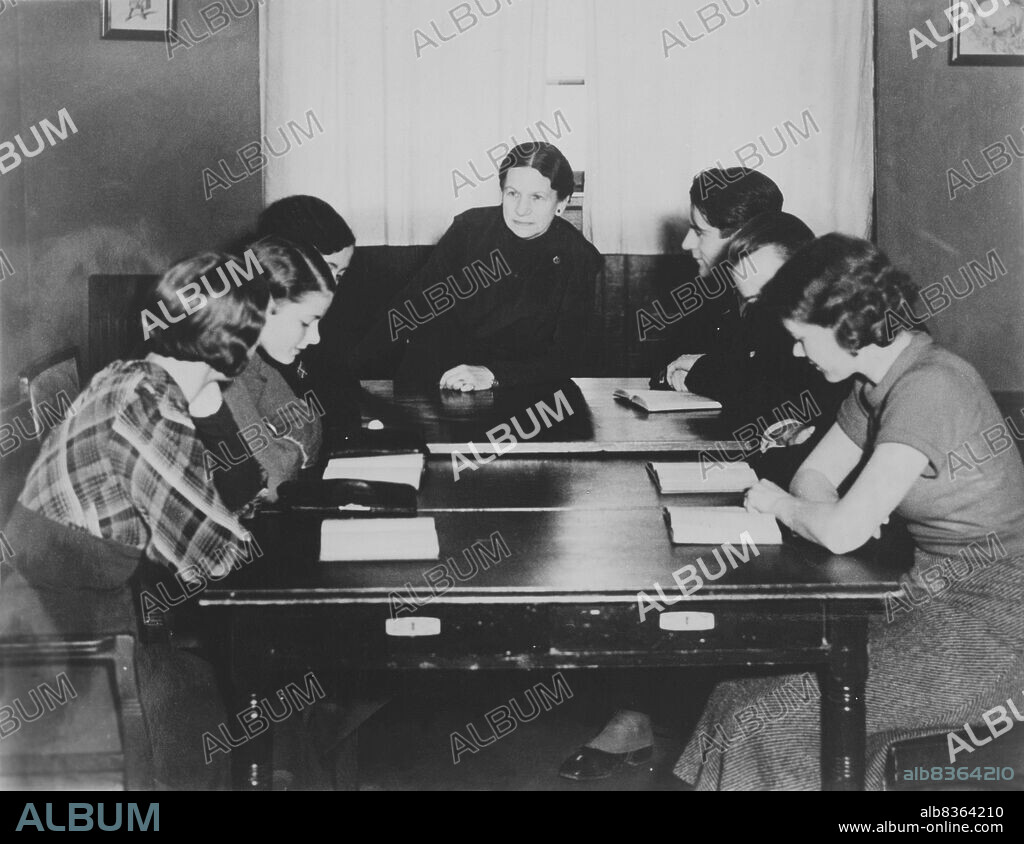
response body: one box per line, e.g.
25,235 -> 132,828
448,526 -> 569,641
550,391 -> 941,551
231,687 -> 274,791
227,615 -> 274,791
821,612 -> 869,791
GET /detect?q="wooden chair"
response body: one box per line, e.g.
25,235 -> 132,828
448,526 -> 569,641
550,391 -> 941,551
887,727 -> 1024,791
17,346 -> 82,423
0,634 -> 154,790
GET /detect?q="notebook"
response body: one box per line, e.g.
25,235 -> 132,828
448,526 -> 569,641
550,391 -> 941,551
663,506 -> 783,545
613,388 -> 721,412
320,516 -> 440,561
647,462 -> 758,493
323,453 -> 425,490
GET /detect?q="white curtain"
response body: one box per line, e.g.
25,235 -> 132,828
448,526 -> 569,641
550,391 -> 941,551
262,0 -> 873,252
261,0 -> 549,246
584,0 -> 875,254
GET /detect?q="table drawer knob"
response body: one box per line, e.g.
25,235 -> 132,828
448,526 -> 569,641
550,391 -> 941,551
386,617 -> 441,637
659,612 -> 715,632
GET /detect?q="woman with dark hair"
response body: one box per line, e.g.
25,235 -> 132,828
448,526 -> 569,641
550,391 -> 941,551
255,195 -> 362,436
1,252 -> 269,789
211,236 -> 337,502
684,211 -> 851,484
559,212 -> 844,782
257,194 -> 356,282
351,142 -> 603,390
661,168 -> 784,389
673,234 -> 1024,790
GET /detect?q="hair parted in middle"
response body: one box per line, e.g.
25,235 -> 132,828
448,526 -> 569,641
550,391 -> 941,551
498,142 -> 575,201
246,236 -> 337,304
727,211 -> 815,267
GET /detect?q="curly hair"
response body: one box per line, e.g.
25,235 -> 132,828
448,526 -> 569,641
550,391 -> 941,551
146,251 -> 270,377
758,234 -> 922,351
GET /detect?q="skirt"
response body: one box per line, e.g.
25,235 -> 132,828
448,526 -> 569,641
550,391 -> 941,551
673,546 -> 1024,790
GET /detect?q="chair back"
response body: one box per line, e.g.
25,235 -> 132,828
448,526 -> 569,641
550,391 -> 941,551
17,347 -> 82,426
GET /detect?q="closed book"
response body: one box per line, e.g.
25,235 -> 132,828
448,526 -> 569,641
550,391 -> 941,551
320,516 -> 440,561
647,462 -> 758,493
663,506 -> 783,545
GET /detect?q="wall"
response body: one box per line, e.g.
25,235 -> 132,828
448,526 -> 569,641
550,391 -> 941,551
876,0 -> 1024,392
0,0 -> 262,389
9,4 -> 1015,388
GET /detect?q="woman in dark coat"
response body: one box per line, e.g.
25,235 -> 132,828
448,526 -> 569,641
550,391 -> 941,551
683,212 -> 851,486
351,142 -> 604,391
675,234 -> 1024,789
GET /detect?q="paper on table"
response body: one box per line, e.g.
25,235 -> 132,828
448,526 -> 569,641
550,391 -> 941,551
323,453 -> 424,489
613,388 -> 721,413
320,516 -> 440,561
664,506 -> 783,545
648,462 -> 758,493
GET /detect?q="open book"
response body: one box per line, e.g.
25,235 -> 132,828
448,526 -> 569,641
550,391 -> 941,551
613,388 -> 721,413
320,516 -> 440,561
323,453 -> 425,490
648,462 -> 758,493
663,506 -> 783,545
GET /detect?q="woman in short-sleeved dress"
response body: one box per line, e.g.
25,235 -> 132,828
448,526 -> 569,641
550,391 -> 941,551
674,234 -> 1024,790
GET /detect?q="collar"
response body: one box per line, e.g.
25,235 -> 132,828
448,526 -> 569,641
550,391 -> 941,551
861,332 -> 933,410
126,359 -> 192,424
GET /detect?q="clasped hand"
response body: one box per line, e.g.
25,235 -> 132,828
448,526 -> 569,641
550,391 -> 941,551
744,479 -> 790,515
440,364 -> 496,392
665,354 -> 703,391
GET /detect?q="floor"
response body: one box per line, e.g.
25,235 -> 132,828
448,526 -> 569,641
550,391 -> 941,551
0,666 -> 709,791
354,669 -> 706,791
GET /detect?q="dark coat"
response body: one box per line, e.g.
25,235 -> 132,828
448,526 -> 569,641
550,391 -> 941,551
685,299 -> 851,486
351,206 -> 604,388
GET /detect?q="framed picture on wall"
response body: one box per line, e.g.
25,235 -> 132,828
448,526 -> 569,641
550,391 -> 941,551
950,0 -> 1024,65
101,0 -> 175,41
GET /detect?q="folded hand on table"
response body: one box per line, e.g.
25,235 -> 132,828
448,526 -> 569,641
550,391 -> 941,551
666,354 -> 703,392
439,364 -> 496,392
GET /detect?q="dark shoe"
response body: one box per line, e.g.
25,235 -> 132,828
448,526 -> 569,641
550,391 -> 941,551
558,745 -> 653,781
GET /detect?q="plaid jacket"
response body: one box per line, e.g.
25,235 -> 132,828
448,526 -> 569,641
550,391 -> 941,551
19,360 -> 254,579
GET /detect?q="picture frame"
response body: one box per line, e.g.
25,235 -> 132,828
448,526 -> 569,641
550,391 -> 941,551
950,0 -> 1024,65
101,0 -> 175,41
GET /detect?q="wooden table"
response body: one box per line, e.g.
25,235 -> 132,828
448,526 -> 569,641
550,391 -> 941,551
358,378 -> 737,454
202,426 -> 901,790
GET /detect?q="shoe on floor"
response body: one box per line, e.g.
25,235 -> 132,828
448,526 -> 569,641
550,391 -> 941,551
559,710 -> 654,781
559,745 -> 653,781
